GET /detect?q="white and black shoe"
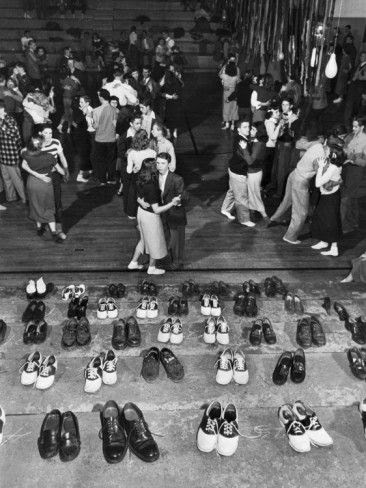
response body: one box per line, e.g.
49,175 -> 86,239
215,348 -> 233,385
36,355 -> 57,390
136,296 -> 149,319
0,406 -> 5,444
210,295 -> 221,317
233,349 -> 249,385
102,350 -> 118,385
197,401 -> 222,453
20,351 -> 42,385
106,297 -> 118,319
203,317 -> 216,344
201,293 -> 211,316
84,356 -> 103,393
170,318 -> 183,344
62,284 -> 75,301
216,316 -> 229,345
278,403 -> 310,453
147,297 -> 159,319
158,318 -> 172,343
292,400 -> 333,447
97,298 -> 108,320
26,279 -> 37,299
217,404 -> 240,456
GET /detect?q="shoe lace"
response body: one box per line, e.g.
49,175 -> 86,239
233,355 -> 246,371
161,323 -> 171,333
39,363 -> 52,377
215,354 -> 231,370
307,415 -> 321,431
85,366 -> 100,380
172,322 -> 182,334
104,358 -> 117,372
219,420 -> 242,437
99,417 -> 121,441
205,417 -> 218,434
19,359 -> 38,374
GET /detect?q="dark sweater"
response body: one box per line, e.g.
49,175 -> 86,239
229,135 -> 252,176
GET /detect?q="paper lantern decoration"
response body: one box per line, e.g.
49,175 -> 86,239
310,47 -> 317,67
278,52 -> 284,61
325,52 -> 338,78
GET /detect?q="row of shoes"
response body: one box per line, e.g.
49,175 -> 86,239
264,276 -> 288,298
137,279 -> 158,296
67,295 -> 88,319
141,347 -> 184,383
0,320 -> 6,344
62,284 -> 86,301
62,317 -> 91,348
136,296 -> 159,319
197,402 -> 240,456
168,296 -> 188,315
249,318 -> 276,345
233,293 -> 257,317
200,294 -> 222,316
112,317 -> 141,349
241,280 -> 261,295
38,410 -> 80,461
158,318 -> 183,344
22,300 -> 46,323
84,350 -> 118,393
202,281 -> 230,297
22,300 -> 48,344
296,316 -> 326,348
215,349 -> 248,385
107,283 -> 126,298
273,349 -> 306,385
278,401 -> 333,453
97,297 -> 118,319
100,401 -> 159,463
26,277 -> 52,300
181,279 -> 200,297
284,292 -> 305,315
347,347 -> 366,379
204,316 -> 229,345
20,352 -> 57,389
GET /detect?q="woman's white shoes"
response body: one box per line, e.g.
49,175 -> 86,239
311,241 -> 328,250
128,261 -> 143,270
147,266 -> 165,275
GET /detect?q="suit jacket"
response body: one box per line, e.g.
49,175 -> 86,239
161,172 -> 187,228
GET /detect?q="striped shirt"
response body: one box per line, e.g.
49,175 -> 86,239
41,138 -> 63,160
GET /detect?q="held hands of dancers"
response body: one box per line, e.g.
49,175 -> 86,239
172,195 -> 181,206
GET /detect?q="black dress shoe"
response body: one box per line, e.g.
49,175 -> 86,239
141,347 -> 160,382
22,300 -> 38,323
321,297 -> 331,315
272,351 -> 293,385
62,318 -> 78,348
262,317 -> 277,344
188,279 -> 200,296
310,316 -> 326,346
34,320 -> 47,344
233,293 -> 246,316
34,301 -> 46,322
117,283 -> 126,298
245,293 -> 258,317
67,298 -> 80,318
349,318 -> 366,345
108,284 -> 118,297
181,281 -> 191,297
249,319 -> 262,346
334,301 -> 349,321
271,276 -> 288,297
168,296 -> 180,315
179,297 -> 189,315
59,411 -> 81,462
38,409 -> 61,459
347,347 -> 366,380
264,277 -> 276,297
148,281 -> 158,296
126,316 -> 141,347
112,319 -> 127,350
291,348 -> 306,383
23,320 -> 37,344
100,401 -> 127,464
218,281 -> 230,296
76,295 -> 88,319
293,295 -> 304,314
284,292 -> 295,314
160,347 -> 184,382
296,317 -> 312,348
121,403 -> 159,463
0,319 -> 7,344
248,279 -> 261,295
76,317 -> 91,346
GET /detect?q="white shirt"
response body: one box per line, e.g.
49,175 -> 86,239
159,172 -> 169,197
103,79 -> 138,106
316,163 -> 342,195
141,110 -> 156,137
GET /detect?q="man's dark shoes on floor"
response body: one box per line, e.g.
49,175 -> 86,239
248,280 -> 261,295
347,317 -> 366,345
168,296 -> 180,315
59,411 -> 81,462
296,317 -> 312,348
38,409 -> 61,459
23,320 -> 37,344
334,302 -> 349,321
160,347 -> 184,382
68,298 -> 80,318
34,319 -> 48,344
112,319 -> 127,350
76,317 -> 91,346
22,300 -> 38,323
347,347 -> 366,380
117,283 -> 126,298
271,276 -> 288,297
179,297 -> 189,315
76,296 -> 88,319
141,347 -> 160,382
99,400 -> 127,464
249,319 -> 262,346
62,318 -> 78,348
126,316 -> 141,347
291,348 -> 306,383
121,403 -> 159,463
284,292 -> 295,314
310,316 -> 326,346
322,297 -> 331,315
262,317 -> 276,344
0,319 -> 7,344
233,293 -> 247,316
245,293 -> 258,317
264,277 -> 276,297
108,284 -> 118,297
272,351 -> 293,385
34,301 -> 46,322
294,295 -> 304,315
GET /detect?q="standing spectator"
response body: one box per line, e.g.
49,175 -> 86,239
0,101 -> 26,204
341,117 -> 366,233
3,78 -> 24,127
344,51 -> 366,128
9,63 -> 31,97
231,70 -> 252,119
140,66 -> 160,110
280,74 -> 302,108
36,46 -> 49,80
151,121 -> 176,171
247,122 -> 268,220
128,26 -> 139,68
92,88 -> 118,186
140,31 -> 154,67
25,40 -> 42,89
161,68 -> 184,139
219,56 -> 240,130
343,35 -> 357,68
140,96 -> 156,137
57,66 -> 82,134
333,46 -> 352,104
153,39 -> 167,82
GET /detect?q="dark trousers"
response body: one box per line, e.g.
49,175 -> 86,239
76,131 -> 93,172
262,147 -> 275,187
51,172 -> 63,224
93,141 -> 116,183
344,80 -> 366,128
163,222 -> 185,266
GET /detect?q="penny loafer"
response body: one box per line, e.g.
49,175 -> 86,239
141,347 -> 160,382
233,294 -> 246,316
262,317 -> 276,344
168,296 -> 180,315
59,411 -> 81,462
126,316 -> 141,347
310,316 -> 326,346
264,277 -> 276,297
23,320 -> 37,344
291,348 -> 306,383
0,319 -> 7,344
249,319 -> 262,346
121,403 -> 159,463
62,318 -> 78,348
334,301 -> 349,321
179,297 -> 189,315
348,347 -> 366,379
296,317 -> 312,349
76,317 -> 91,346
38,409 -> 61,459
22,300 -> 38,323
34,301 -> 46,322
100,400 -> 127,464
34,320 -> 48,344
160,347 -> 184,382
272,351 -> 293,385
112,319 -> 127,350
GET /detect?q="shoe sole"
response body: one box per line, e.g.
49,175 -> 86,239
157,332 -> 170,343
170,336 -> 183,345
136,311 -> 147,319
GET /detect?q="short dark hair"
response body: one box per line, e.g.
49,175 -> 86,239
98,88 -> 110,101
130,113 -> 142,124
353,116 -> 366,128
140,95 -> 152,108
152,121 -> 167,137
113,69 -> 123,78
40,123 -> 53,132
157,152 -> 171,163
281,96 -> 294,106
131,129 -> 150,150
142,66 -> 151,72
80,95 -> 91,104
237,117 -> 250,127
345,24 -> 351,29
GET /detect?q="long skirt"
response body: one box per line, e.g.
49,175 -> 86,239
311,190 -> 342,243
137,206 -> 167,260
222,87 -> 238,122
27,175 -> 55,223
